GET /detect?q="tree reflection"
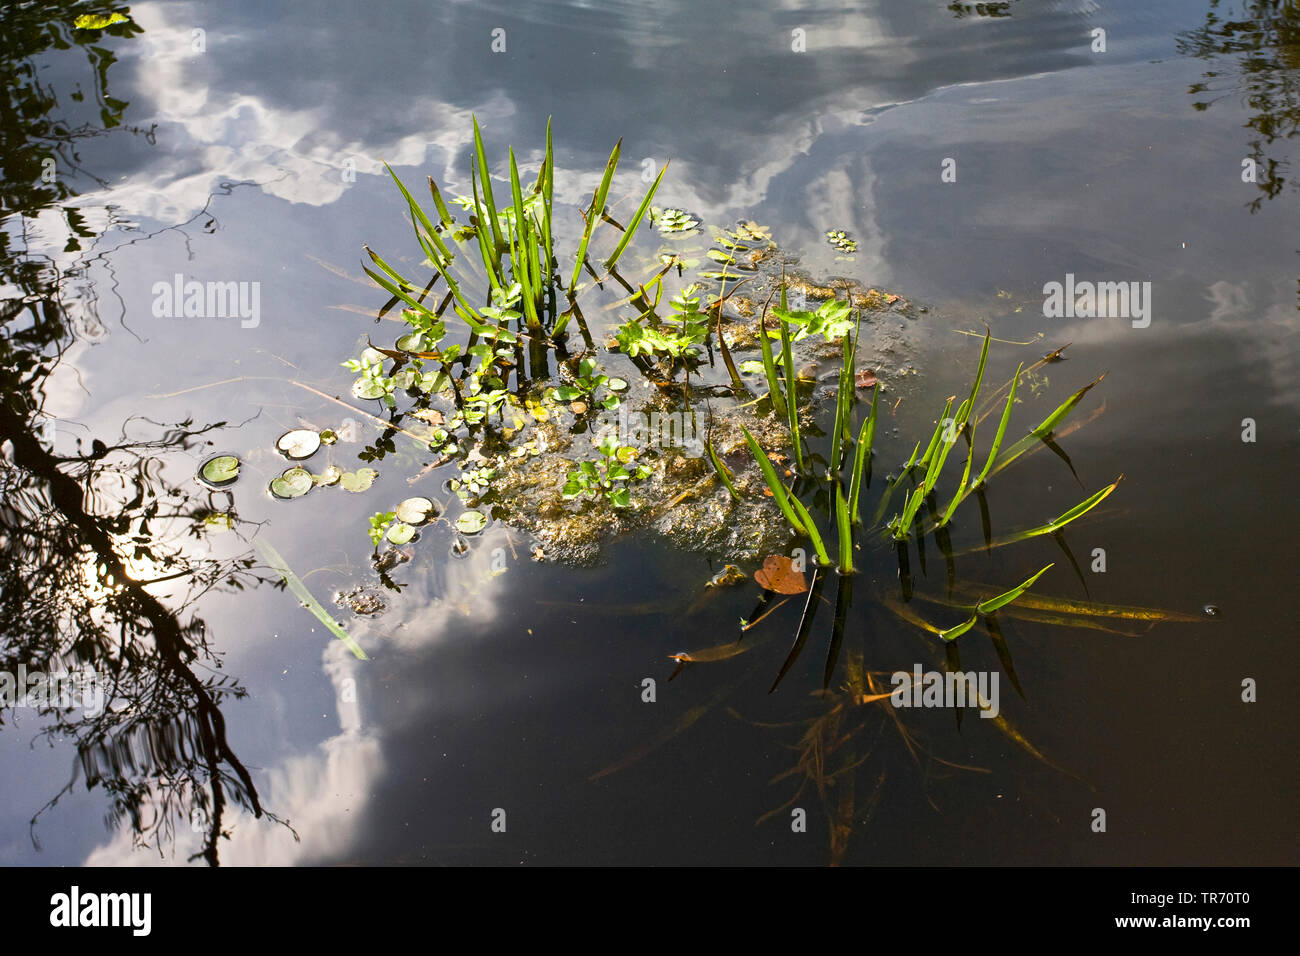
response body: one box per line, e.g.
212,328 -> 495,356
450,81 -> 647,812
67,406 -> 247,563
0,2 -> 288,865
1178,0 -> 1300,212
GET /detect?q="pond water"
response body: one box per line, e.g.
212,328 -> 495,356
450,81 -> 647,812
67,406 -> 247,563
2,0 -> 1297,866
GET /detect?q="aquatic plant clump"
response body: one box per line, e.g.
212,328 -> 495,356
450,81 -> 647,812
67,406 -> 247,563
826,229 -> 858,254
161,116 -> 1220,869
361,116 -> 666,346
341,116 -> 916,562
348,118 -> 1138,650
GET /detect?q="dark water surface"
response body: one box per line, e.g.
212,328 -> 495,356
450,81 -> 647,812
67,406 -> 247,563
2,0 -> 1297,865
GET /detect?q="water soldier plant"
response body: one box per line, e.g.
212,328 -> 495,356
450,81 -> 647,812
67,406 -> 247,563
363,116 -> 666,351
657,319 -> 1208,861
322,119 -> 1216,870
345,118 -> 1198,695
731,302 -> 1161,691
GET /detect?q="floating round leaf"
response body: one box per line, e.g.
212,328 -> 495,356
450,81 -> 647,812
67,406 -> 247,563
277,428 -> 322,460
270,467 -> 314,499
319,429 -> 338,445
352,379 -> 387,400
340,468 -> 377,493
385,522 -> 416,545
396,496 -> 438,525
199,455 -> 240,487
315,465 -> 343,486
606,377 -> 629,392
455,510 -> 487,535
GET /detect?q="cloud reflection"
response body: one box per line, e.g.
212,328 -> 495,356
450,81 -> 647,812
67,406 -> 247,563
84,527 -> 513,864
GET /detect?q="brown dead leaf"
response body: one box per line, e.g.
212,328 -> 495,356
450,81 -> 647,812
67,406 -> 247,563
411,408 -> 445,426
855,368 -> 878,389
754,555 -> 807,595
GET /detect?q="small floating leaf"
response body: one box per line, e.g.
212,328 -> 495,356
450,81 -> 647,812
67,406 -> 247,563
319,429 -> 338,445
754,555 -> 808,595
652,207 -> 701,234
411,408 -> 445,425
277,428 -> 322,460
396,496 -> 438,524
199,455 -> 240,486
825,229 -> 858,253
386,522 -> 416,545
340,468 -> 378,493
315,465 -> 343,486
352,379 -> 387,400
606,377 -> 628,392
270,468 -> 313,499
455,510 -> 487,534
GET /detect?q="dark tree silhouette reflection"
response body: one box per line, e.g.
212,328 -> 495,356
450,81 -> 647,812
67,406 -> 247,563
0,402 -> 294,865
1178,0 -> 1300,212
0,2 -> 291,865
